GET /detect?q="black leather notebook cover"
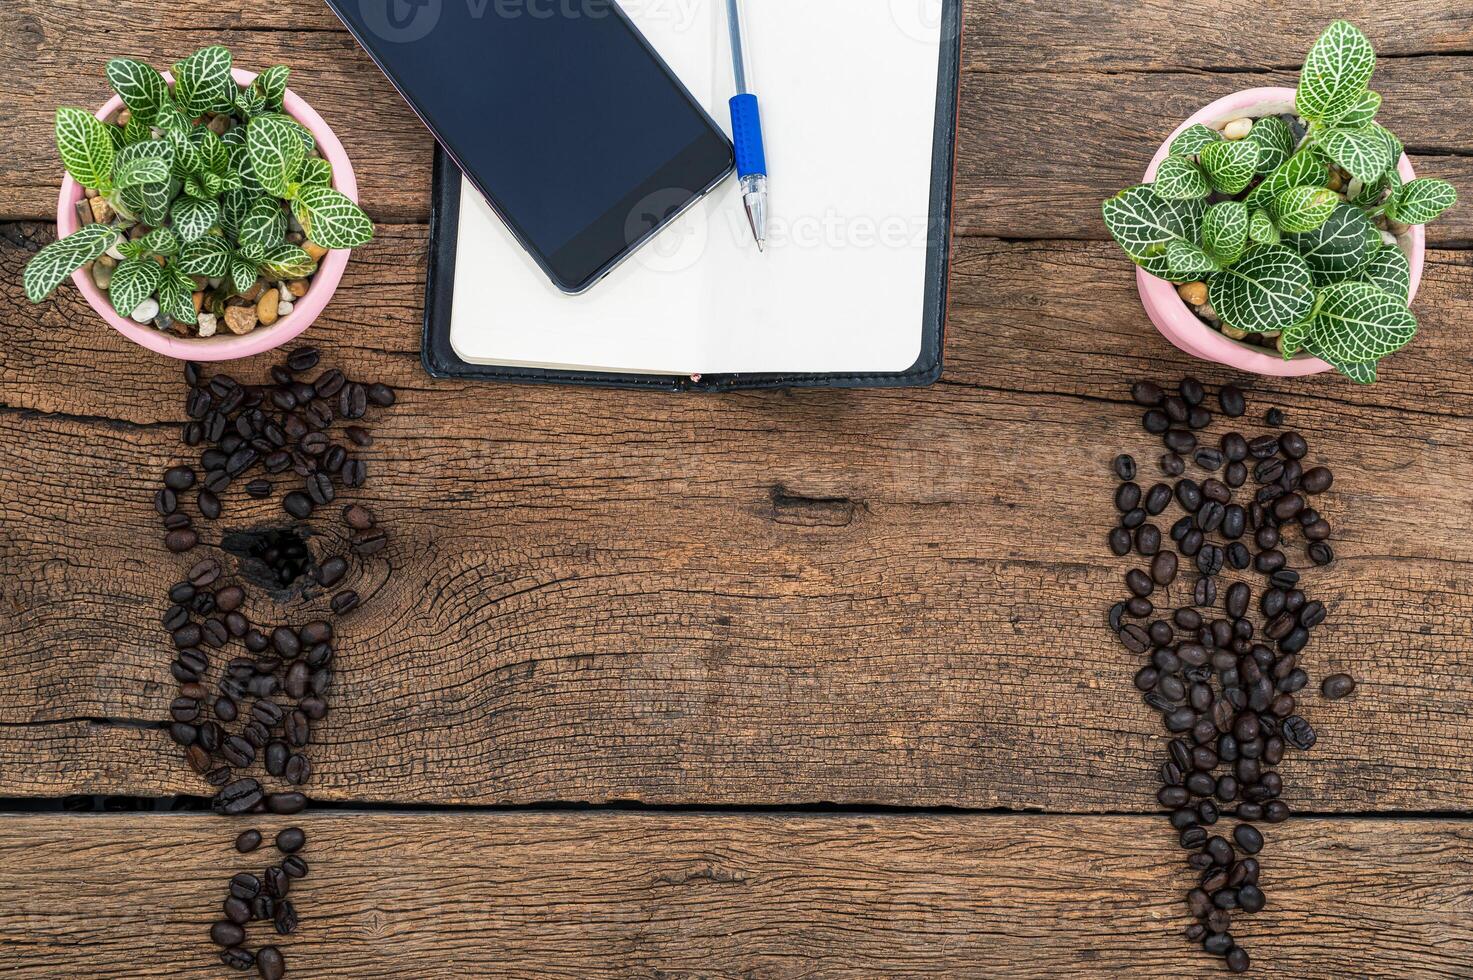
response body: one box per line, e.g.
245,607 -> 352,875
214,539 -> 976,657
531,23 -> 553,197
421,1 -> 962,392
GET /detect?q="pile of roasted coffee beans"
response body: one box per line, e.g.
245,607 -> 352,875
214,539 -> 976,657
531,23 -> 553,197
157,347 -> 394,974
212,828 -> 310,978
1106,378 -> 1357,974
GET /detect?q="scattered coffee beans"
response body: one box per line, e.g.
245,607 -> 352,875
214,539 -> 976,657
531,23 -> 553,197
1107,381 -> 1342,974
155,349 -> 395,972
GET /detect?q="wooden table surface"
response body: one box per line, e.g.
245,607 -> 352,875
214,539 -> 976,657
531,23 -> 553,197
2,1 -> 1472,976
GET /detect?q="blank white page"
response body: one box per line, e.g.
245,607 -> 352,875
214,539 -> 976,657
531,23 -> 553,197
449,0 -> 944,375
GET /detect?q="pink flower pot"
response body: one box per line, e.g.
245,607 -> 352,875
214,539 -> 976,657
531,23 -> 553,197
55,68 -> 361,362
1137,86 -> 1424,376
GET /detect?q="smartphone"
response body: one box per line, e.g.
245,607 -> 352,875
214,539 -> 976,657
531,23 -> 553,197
325,0 -> 735,293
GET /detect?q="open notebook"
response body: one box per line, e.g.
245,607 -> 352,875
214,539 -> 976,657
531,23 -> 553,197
423,0 -> 961,390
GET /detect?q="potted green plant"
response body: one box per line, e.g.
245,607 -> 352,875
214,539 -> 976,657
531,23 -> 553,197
1103,21 -> 1457,382
22,46 -> 374,360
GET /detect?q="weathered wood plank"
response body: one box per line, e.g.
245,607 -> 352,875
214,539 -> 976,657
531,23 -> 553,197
1,812 -> 1469,978
5,1 -> 1472,246
1,228 -> 1470,809
965,0 -> 1473,72
960,62 -> 1473,244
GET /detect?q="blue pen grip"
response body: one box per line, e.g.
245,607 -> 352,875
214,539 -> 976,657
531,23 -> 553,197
729,93 -> 767,179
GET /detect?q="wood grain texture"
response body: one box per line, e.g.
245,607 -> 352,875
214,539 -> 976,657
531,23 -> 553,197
1,226 -> 1471,810
4,1 -> 1472,246
1,812 -> 1469,978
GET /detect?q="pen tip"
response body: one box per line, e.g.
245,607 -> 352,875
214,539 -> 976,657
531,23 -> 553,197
757,239 -> 766,253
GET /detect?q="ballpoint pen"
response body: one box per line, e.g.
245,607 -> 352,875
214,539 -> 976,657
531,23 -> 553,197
725,0 -> 769,252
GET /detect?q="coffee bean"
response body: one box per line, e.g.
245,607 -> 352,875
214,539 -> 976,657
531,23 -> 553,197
221,736 -> 256,768
1121,507 -> 1146,530
266,792 -> 308,815
306,471 -> 335,505
1113,454 -> 1137,480
235,829 -> 262,853
282,492 -> 314,519
164,528 -> 199,553
229,872 -> 262,900
1218,385 -> 1245,417
274,827 -> 306,854
188,559 -> 221,587
282,854 -> 309,878
257,946 -> 286,980
332,590 -> 361,614
1194,577 -> 1216,608
1282,715 -> 1316,750
1108,527 -> 1131,556
284,753 -> 313,785
367,382 -> 396,407
273,899 -> 299,936
1150,552 -> 1177,586
1302,466 -> 1334,494
164,466 -> 197,491
1254,550 -> 1286,574
339,382 -> 368,419
342,458 -> 367,487
1132,381 -> 1164,406
286,710 -> 310,747
1135,524 -> 1161,556
1308,541 -> 1335,566
1160,453 -> 1185,476
1176,480 -> 1203,511
1232,823 -> 1264,855
1115,481 -> 1141,513
211,920 -> 246,948
1140,483 -> 1171,516
214,778 -> 264,816
1127,597 -> 1153,618
1322,673 -> 1356,699
1120,624 -> 1150,654
1164,429 -> 1197,455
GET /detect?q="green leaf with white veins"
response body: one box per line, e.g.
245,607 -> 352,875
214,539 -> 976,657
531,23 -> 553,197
1170,124 -> 1222,158
1296,21 -> 1377,124
1310,281 -> 1417,364
1360,245 -> 1411,303
1285,204 -> 1376,284
1167,240 -> 1221,279
194,127 -> 230,177
1306,337 -> 1379,383
260,243 -> 317,279
172,197 -> 220,242
55,107 -> 115,190
1272,186 -> 1339,233
177,236 -> 232,277
137,177 -> 181,228
246,115 -> 305,198
141,226 -> 181,257
229,254 -> 261,295
172,46 -> 234,118
1102,185 -> 1202,259
1248,209 -> 1281,246
1319,123 -> 1395,184
1200,139 -> 1259,195
1246,149 -> 1328,212
1152,155 -> 1210,201
238,199 -> 287,250
108,257 -> 164,317
22,224 -> 119,302
111,144 -> 172,190
295,185 -> 375,248
296,157 -> 332,189
1208,245 -> 1315,336
106,59 -> 168,127
255,66 -> 290,112
1386,179 -> 1458,225
1338,90 -> 1381,128
1246,116 -> 1294,174
255,114 -> 316,156
167,128 -> 204,180
1202,201 -> 1249,265
156,264 -> 198,325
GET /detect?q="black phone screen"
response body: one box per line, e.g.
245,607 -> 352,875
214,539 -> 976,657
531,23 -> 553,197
327,0 -> 734,291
